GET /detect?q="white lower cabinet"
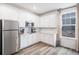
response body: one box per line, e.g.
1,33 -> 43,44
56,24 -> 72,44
40,33 -> 57,47
31,33 -> 38,44
20,32 -> 39,49
20,28 -> 57,49
26,34 -> 32,46
20,34 -> 29,49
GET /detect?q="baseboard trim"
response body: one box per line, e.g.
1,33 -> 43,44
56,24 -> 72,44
60,45 -> 77,52
39,41 -> 55,47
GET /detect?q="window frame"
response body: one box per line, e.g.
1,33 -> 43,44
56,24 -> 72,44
60,7 -> 77,39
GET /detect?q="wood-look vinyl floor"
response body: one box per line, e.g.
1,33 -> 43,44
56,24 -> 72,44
15,42 -> 79,55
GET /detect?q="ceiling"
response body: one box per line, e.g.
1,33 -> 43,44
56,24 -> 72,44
13,3 -> 77,15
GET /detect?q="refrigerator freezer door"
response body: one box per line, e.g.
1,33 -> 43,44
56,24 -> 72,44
3,20 -> 19,30
2,31 -> 19,55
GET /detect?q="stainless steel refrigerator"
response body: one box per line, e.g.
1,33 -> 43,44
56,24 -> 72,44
0,19 -> 19,55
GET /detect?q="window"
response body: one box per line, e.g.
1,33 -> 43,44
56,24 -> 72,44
62,12 -> 76,38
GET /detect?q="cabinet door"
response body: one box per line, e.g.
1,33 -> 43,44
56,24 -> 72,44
27,34 -> 33,46
2,5 -> 18,20
20,35 -> 29,49
27,33 -> 38,46
40,14 -> 57,27
18,11 -> 27,27
20,32 -> 38,49
40,33 -> 56,46
31,33 -> 38,44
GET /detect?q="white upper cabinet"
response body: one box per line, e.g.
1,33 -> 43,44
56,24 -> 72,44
0,5 -> 3,19
30,15 -> 39,27
39,13 -> 57,27
18,10 -> 39,27
18,10 -> 27,27
0,4 -> 19,20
